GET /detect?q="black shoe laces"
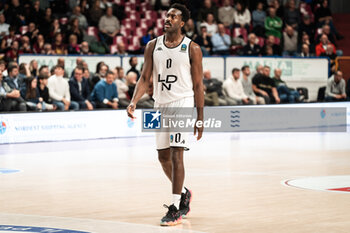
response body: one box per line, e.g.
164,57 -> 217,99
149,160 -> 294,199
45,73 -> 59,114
163,204 -> 177,218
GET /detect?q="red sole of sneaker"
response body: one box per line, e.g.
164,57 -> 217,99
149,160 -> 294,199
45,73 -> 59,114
160,217 -> 182,226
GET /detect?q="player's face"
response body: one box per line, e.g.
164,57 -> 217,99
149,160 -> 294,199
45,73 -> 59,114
164,8 -> 184,33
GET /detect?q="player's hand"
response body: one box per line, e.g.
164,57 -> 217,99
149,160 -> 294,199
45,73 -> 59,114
194,119 -> 203,140
127,102 -> 136,119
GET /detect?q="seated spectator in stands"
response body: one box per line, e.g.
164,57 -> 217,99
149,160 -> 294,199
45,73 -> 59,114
252,65 -> 280,104
269,0 -> 284,18
242,33 -> 262,56
203,69 -> 226,106
90,62 -> 108,91
20,76 -> 43,111
141,27 -> 156,51
25,22 -> 40,44
284,0 -> 300,29
0,71 -> 26,112
98,6 -> 120,45
262,35 -> 282,56
0,13 -> 10,41
49,19 -> 66,43
30,0 -> 44,26
52,32 -> 68,55
66,17 -> 84,44
70,6 -> 88,30
252,2 -> 266,37
67,34 -> 81,54
282,25 -> 298,56
320,44 -> 337,73
4,64 -> 25,90
273,68 -> 301,103
40,7 -> 53,37
69,66 -> 94,110
265,7 -> 283,39
39,65 -> 50,77
113,66 -> 130,108
56,58 -> 69,78
18,36 -> 33,54
80,41 -> 92,55
91,71 -> 118,109
200,13 -> 218,37
33,34 -> 45,54
298,43 -> 314,57
316,24 -> 336,46
127,57 -> 140,80
89,0 -> 104,27
211,23 -> 231,55
315,0 -> 343,40
43,43 -> 55,55
218,0 -> 235,29
298,15 -> 315,45
194,26 -> 213,56
233,2 -> 251,33
18,63 -> 31,79
241,65 -> 265,104
197,0 -> 218,23
117,41 -> 128,55
5,41 -> 19,62
125,71 -> 153,108
223,68 -> 253,105
298,33 -> 314,54
37,74 -> 56,110
316,34 -> 336,57
48,65 -> 79,111
184,19 -> 197,40
1,26 -> 16,52
325,70 -> 347,102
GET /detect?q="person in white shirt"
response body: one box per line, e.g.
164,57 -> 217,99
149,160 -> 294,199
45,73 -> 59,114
223,68 -> 254,105
200,13 -> 218,37
233,2 -> 251,32
47,65 -> 79,111
0,13 -> 9,40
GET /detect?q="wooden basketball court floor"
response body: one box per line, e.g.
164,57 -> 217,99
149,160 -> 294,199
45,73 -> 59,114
1,130 -> 350,233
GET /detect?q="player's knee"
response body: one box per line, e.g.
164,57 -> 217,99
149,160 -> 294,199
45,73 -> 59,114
158,149 -> 171,163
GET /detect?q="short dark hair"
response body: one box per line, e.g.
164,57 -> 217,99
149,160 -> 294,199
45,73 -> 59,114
170,3 -> 190,23
232,68 -> 240,73
38,74 -> 49,80
8,65 -> 18,74
55,64 -> 64,70
106,70 -> 115,77
129,56 -> 137,66
74,66 -> 84,73
241,65 -> 249,71
264,65 -> 270,69
39,65 -> 48,73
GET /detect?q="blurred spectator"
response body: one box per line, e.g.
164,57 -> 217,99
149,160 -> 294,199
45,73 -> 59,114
25,22 -> 40,44
117,41 -> 128,55
30,0 -> 44,25
113,66 -> 130,108
48,65 -> 79,111
127,57 -> 140,80
284,0 -> 300,29
273,68 -> 301,103
298,43 -> 314,57
0,71 -> 26,112
315,0 -> 343,40
233,2 -> 251,33
5,40 -> 19,62
40,7 -> 53,37
52,32 -> 68,55
298,33 -> 314,54
200,13 -> 218,37
66,17 -> 84,44
320,44 -> 337,73
1,26 -> 16,52
262,35 -> 282,56
298,15 -> 315,44
67,34 -> 81,54
241,65 -> 265,104
98,6 -> 120,45
18,63 -> 31,79
91,62 -> 108,91
39,65 -> 50,77
194,26 -> 213,56
125,71 -> 153,108
270,0 -> 284,18
141,27 -> 156,48
252,65 -> 280,104
19,36 -> 33,54
29,60 -> 39,77
57,58 -> 68,78
184,19 -> 197,40
197,0 -> 218,23
69,66 -> 94,110
79,0 -> 90,18
33,34 -> 45,54
317,24 -> 336,45
203,69 -> 226,106
325,70 -> 347,102
89,0 -> 104,27
70,6 -> 88,30
218,0 -> 235,29
37,74 -> 56,111
211,23 -> 231,55
223,68 -> 253,105
80,41 -> 92,55
0,13 -> 10,41
252,2 -> 266,37
316,34 -> 336,57
4,64 -> 25,90
282,25 -> 298,56
49,19 -> 65,43
242,33 -> 262,56
20,76 -> 43,111
265,7 -> 283,39
91,70 -> 118,109
43,43 -> 55,55
5,0 -> 24,29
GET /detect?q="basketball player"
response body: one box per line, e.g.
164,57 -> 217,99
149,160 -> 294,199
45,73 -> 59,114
126,4 -> 204,226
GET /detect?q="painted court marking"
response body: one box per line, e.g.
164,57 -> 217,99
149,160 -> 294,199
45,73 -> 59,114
284,175 -> 350,193
0,169 -> 21,174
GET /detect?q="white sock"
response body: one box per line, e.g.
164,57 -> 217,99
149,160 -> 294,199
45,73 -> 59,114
172,194 -> 181,209
182,187 -> 186,194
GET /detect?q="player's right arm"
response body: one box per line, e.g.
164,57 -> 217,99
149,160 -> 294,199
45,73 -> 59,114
127,39 -> 156,119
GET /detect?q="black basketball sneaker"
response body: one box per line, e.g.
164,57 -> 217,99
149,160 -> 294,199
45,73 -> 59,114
179,187 -> 192,218
160,204 -> 182,226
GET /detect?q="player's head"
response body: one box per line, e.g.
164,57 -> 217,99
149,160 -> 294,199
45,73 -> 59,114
165,3 -> 190,33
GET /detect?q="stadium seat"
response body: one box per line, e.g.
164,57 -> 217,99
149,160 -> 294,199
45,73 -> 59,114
140,2 -> 151,12
110,44 -> 118,54
19,26 -> 28,35
234,27 -> 248,42
140,18 -> 152,29
127,36 -> 141,51
114,0 -> 124,5
154,27 -> 163,36
136,27 -> 147,38
115,35 -> 128,46
123,19 -> 136,30
87,26 -> 99,40
125,2 -> 136,12
126,10 -> 140,22
145,10 -> 158,20
120,26 -> 131,37
156,18 -> 164,29
257,37 -> 265,47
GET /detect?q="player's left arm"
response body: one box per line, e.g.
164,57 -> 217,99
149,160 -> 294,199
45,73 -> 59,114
190,41 -> 204,140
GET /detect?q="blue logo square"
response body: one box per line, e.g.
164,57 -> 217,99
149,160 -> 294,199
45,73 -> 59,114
143,110 -> 161,129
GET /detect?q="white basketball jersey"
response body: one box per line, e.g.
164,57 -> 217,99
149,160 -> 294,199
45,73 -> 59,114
152,35 -> 193,104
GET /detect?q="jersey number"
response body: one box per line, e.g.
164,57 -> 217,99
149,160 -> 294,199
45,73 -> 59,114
158,58 -> 177,91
